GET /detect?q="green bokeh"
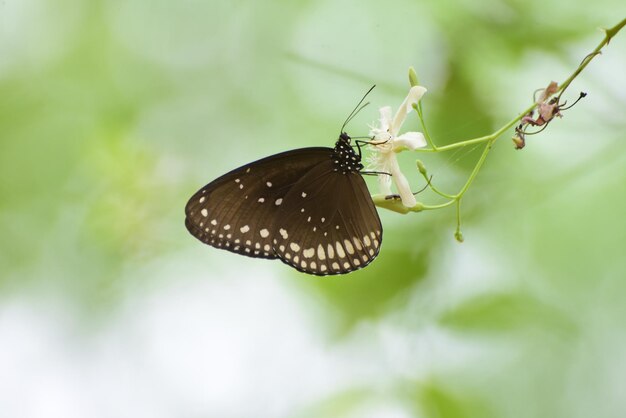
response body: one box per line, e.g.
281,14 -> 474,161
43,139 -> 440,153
1,0 -> 625,417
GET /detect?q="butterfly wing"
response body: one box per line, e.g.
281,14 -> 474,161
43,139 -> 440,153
271,160 -> 382,275
185,148 -> 333,259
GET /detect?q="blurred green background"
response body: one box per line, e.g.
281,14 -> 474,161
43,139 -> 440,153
1,0 -> 625,417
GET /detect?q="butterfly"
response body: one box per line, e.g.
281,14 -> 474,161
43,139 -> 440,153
185,89 -> 383,276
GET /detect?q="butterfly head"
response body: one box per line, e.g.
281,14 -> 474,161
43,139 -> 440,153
338,131 -> 352,145
332,132 -> 363,174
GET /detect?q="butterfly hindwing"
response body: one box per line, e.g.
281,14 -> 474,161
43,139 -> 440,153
185,148 -> 333,259
186,132 -> 383,275
271,159 -> 382,275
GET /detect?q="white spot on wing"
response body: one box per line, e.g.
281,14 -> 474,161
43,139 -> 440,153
317,245 -> 326,260
335,242 -> 346,258
279,229 -> 288,239
260,228 -> 269,238
223,224 -> 231,230
258,197 -> 265,203
201,209 -> 208,217
344,239 -> 355,254
240,225 -> 250,233
266,181 -> 272,187
303,248 -> 315,258
327,244 -> 335,259
275,198 -> 283,206
211,219 -> 217,226
199,196 -> 205,203
290,243 -> 300,252
363,235 -> 371,246
301,192 -> 307,198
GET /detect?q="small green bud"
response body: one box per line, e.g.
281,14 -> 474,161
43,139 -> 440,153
454,229 -> 464,243
408,67 -> 420,87
416,160 -> 428,175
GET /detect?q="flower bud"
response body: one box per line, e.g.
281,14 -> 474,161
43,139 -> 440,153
408,67 -> 420,87
512,134 -> 525,150
416,160 -> 428,175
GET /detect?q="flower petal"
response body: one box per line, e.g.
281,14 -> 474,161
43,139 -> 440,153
388,154 -> 417,207
377,172 -> 392,196
536,81 -> 558,104
393,132 -> 427,151
391,85 -> 427,135
379,106 -> 393,132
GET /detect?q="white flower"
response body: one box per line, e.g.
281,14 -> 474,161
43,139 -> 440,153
368,85 -> 427,207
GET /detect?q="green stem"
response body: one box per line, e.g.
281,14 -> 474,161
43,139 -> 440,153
558,18 -> 625,96
454,200 -> 464,242
414,103 -> 437,150
374,18 -> 625,219
409,67 -> 438,150
412,18 -> 625,154
454,138 -> 495,199
415,102 -> 535,153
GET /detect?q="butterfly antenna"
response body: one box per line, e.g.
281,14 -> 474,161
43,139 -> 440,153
341,85 -> 376,134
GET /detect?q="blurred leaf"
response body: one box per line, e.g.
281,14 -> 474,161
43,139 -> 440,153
439,292 -> 578,337
304,246 -> 430,334
413,382 -> 497,418
301,217 -> 444,334
294,388 -> 371,418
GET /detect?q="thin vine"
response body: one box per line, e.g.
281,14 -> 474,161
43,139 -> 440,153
371,18 -> 626,242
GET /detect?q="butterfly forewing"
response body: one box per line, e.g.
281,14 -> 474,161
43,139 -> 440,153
271,160 -> 382,275
185,132 -> 383,275
185,148 -> 333,259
